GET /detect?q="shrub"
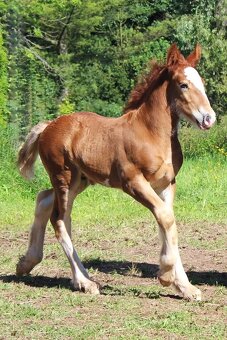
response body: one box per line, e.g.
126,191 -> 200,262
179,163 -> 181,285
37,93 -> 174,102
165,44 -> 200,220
179,117 -> 227,159
0,124 -> 50,199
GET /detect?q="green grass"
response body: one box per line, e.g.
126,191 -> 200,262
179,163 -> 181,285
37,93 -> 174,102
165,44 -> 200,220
179,116 -> 227,159
175,155 -> 227,223
0,280 -> 226,339
0,154 -> 226,230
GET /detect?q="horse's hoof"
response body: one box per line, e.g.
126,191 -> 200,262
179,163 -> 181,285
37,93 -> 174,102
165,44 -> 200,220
16,256 -> 29,276
173,282 -> 202,301
84,281 -> 100,295
182,286 -> 202,301
16,255 -> 41,276
71,279 -> 100,295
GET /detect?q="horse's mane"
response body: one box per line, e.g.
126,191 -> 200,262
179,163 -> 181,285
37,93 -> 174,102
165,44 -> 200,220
123,62 -> 167,114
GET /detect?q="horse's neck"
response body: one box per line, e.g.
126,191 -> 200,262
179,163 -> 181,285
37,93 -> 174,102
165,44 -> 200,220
134,84 -> 178,139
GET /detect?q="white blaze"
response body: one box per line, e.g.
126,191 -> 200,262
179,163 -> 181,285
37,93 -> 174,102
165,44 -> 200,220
184,66 -> 216,127
184,67 -> 206,96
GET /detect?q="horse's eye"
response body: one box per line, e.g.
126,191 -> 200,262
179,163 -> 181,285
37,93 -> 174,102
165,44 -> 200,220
180,83 -> 188,90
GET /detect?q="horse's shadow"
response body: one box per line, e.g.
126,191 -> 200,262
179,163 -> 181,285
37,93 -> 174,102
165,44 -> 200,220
0,273 -> 71,289
0,259 -> 226,296
84,259 -> 227,286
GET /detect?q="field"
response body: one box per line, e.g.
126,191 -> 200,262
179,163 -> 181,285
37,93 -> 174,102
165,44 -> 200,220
0,136 -> 227,339
1,1 -> 227,336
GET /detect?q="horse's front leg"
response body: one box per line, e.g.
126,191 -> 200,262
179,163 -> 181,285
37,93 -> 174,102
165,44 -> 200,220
125,175 -> 201,301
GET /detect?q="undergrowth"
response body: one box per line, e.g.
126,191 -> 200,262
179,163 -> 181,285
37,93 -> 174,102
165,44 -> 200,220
179,116 -> 227,158
0,120 -> 226,228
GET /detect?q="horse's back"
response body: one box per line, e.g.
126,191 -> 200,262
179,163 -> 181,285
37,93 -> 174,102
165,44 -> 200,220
39,111 -> 110,149
38,112 -> 123,183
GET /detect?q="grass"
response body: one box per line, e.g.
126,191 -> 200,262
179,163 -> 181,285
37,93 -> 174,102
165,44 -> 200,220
0,276 -> 226,339
175,155 -> 227,223
0,124 -> 226,339
0,154 -> 226,230
0,154 -> 226,339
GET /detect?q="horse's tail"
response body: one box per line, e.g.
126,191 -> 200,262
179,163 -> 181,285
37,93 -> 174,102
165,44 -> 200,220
18,121 -> 51,179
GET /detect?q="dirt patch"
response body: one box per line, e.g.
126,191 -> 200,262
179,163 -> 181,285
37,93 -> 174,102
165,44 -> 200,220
0,221 -> 226,339
1,221 -> 226,292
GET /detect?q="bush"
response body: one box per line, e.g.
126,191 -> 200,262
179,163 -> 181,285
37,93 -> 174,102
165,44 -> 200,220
179,116 -> 227,159
0,28 -> 8,125
0,124 -> 50,199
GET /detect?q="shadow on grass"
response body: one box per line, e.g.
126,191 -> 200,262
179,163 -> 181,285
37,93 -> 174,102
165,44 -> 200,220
84,259 -> 227,287
187,271 -> 227,287
101,284 -> 182,300
0,274 -> 71,289
0,259 -> 226,293
0,273 -> 180,300
85,259 -> 159,278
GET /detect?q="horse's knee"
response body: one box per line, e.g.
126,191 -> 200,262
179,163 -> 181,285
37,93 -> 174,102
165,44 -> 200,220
36,188 -> 53,203
35,189 -> 54,216
155,206 -> 175,229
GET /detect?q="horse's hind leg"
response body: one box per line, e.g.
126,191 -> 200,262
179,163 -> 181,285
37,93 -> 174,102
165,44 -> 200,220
64,177 -> 89,239
16,189 -> 54,276
50,174 -> 100,295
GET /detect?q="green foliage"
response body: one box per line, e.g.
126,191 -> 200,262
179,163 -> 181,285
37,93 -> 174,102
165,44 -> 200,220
59,99 -> 75,115
7,48 -> 59,132
1,0 -> 226,131
0,124 -> 50,201
173,12 -> 227,116
180,116 -> 227,158
0,28 -> 8,125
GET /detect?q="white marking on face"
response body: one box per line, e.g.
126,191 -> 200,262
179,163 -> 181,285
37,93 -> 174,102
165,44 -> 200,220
184,67 -> 206,96
183,67 -> 216,127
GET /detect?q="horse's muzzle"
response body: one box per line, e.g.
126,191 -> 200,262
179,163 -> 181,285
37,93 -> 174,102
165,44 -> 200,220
197,113 -> 216,130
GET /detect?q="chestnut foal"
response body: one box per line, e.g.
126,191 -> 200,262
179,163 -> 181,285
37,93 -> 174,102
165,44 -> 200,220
17,44 -> 216,300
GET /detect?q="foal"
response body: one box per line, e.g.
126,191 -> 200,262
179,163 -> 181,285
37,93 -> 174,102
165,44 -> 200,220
17,44 -> 216,300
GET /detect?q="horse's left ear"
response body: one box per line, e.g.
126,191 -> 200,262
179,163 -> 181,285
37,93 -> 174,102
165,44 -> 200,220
167,43 -> 186,66
186,44 -> 201,67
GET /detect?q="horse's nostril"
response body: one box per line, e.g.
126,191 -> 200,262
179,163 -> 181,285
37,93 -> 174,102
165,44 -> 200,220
204,114 -> 211,125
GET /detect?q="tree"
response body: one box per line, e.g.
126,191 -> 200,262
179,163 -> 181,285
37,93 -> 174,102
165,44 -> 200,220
0,28 -> 8,125
0,0 -> 226,131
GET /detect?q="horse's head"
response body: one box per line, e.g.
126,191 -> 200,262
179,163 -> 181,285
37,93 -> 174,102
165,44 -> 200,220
167,44 -> 216,130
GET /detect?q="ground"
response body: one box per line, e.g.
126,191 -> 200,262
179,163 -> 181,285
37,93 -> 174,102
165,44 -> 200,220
0,219 -> 226,339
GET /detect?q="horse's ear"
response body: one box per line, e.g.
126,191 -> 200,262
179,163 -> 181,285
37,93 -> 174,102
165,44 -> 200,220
186,44 -> 201,67
167,43 -> 186,66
